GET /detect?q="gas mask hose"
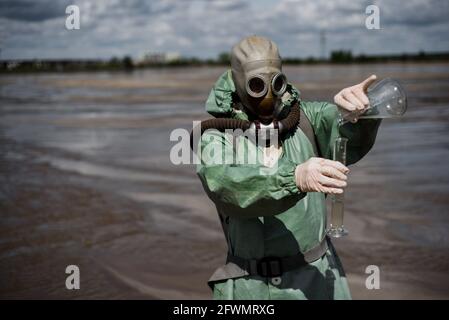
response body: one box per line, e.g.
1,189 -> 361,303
190,100 -> 300,150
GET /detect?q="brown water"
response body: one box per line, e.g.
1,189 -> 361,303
1,63 -> 449,299
330,195 -> 345,229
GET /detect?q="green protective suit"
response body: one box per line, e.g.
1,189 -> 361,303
196,70 -> 381,300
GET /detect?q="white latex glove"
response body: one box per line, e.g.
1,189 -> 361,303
334,75 -> 377,123
295,157 -> 349,194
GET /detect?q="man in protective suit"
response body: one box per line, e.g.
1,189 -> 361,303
196,36 -> 380,299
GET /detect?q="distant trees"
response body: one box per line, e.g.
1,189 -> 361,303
330,50 -> 353,63
106,56 -> 134,70
217,52 -> 230,64
122,56 -> 134,70
2,50 -> 449,73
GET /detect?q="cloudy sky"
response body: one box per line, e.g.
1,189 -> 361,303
0,0 -> 448,60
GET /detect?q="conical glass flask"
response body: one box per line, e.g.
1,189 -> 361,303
338,78 -> 407,125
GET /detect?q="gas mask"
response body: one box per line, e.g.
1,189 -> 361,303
189,36 -> 301,151
231,36 -> 288,124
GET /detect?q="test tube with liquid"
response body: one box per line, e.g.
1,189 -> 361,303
327,137 -> 349,238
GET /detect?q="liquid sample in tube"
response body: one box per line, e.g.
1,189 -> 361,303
330,194 -> 344,227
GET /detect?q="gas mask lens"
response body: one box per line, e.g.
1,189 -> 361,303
271,73 -> 287,96
246,73 -> 287,98
247,75 -> 267,98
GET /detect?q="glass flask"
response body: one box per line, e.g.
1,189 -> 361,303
327,137 -> 349,238
338,78 -> 407,125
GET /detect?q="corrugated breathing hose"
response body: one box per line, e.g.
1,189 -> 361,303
190,100 -> 300,150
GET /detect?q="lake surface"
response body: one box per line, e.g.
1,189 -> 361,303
1,63 -> 449,299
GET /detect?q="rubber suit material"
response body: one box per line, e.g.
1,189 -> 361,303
197,70 -> 381,300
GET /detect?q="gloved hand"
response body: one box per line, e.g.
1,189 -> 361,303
334,74 -> 377,123
295,157 -> 349,194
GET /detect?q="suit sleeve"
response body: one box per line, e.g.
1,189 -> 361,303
301,101 -> 381,165
196,130 -> 305,218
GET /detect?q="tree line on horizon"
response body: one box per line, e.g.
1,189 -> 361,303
1,50 -> 449,73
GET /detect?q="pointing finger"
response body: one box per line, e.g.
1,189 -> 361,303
359,74 -> 377,92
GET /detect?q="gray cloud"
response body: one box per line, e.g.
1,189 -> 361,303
0,0 -> 71,22
379,0 -> 449,27
0,0 -> 448,60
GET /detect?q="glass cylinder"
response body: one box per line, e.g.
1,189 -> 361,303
327,137 -> 349,238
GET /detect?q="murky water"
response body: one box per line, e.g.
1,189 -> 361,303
1,63 -> 449,299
